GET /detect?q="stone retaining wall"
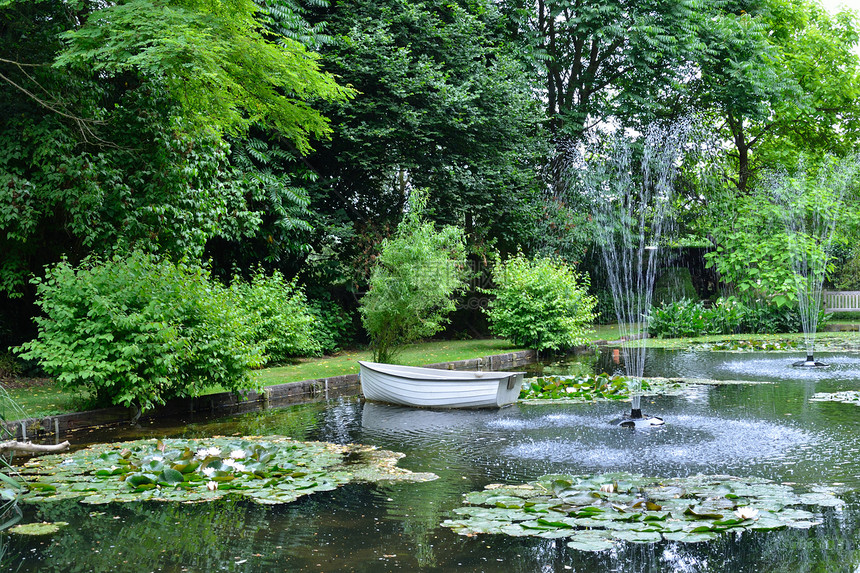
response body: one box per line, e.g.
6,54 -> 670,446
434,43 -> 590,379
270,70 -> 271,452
3,349 -> 537,442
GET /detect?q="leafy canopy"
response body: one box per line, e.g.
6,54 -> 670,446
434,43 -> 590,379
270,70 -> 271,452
54,0 -> 354,148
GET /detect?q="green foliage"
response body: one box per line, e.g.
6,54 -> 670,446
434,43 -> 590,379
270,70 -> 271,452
0,0 -> 349,305
648,299 -> 714,338
833,244 -> 860,290
482,254 -> 597,352
54,0 -> 354,146
307,296 -> 355,355
703,190 -> 798,305
592,290 -> 618,325
18,252 -> 264,413
359,190 -> 469,363
230,270 -> 320,364
700,0 -> 860,191
647,297 -> 810,338
302,0 -> 548,271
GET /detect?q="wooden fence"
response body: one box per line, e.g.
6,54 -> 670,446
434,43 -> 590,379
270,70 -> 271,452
823,291 -> 860,312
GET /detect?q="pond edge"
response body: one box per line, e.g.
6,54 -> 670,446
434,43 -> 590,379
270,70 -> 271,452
3,348 -> 540,442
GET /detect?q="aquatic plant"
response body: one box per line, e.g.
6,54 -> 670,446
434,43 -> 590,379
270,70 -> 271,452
519,374 -> 631,402
16,437 -> 436,505
442,472 -> 844,551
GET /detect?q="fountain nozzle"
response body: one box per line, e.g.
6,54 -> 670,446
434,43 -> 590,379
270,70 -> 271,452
792,355 -> 829,368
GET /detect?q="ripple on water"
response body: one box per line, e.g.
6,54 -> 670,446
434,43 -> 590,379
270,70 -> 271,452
665,351 -> 860,384
499,412 -> 817,478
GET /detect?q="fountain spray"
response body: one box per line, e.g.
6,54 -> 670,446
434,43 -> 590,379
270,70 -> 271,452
575,122 -> 692,427
769,157 -> 857,368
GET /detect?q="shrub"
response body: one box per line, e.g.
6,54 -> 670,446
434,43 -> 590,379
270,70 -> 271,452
307,295 -> 354,355
231,270 -> 320,363
360,189 -> 468,363
647,296 -> 818,338
482,255 -> 597,352
18,252 -> 264,413
647,299 -> 711,338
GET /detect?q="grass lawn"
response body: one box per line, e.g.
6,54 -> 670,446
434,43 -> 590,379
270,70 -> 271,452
254,338 -> 527,386
255,327 -> 622,387
1,381 -> 86,421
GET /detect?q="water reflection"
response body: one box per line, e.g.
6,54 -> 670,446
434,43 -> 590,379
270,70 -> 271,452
7,349 -> 860,571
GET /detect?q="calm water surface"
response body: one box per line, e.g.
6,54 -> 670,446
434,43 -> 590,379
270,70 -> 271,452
6,349 -> 860,572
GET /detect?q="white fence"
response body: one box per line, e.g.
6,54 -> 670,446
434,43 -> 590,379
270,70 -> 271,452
823,291 -> 860,312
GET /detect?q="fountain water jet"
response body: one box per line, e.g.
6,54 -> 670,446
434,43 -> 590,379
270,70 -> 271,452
769,157 -> 857,369
574,123 -> 692,426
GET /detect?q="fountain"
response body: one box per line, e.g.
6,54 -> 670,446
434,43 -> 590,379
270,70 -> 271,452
769,158 -> 856,368
575,123 -> 691,426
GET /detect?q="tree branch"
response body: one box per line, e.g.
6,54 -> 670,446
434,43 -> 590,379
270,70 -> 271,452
0,441 -> 71,454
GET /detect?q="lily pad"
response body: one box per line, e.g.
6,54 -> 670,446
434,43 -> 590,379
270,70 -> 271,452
567,532 -> 615,552
17,437 -> 436,506
8,521 -> 69,536
442,472 -> 843,549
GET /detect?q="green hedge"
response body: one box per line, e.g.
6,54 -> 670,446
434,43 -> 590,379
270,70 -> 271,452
647,297 -> 818,338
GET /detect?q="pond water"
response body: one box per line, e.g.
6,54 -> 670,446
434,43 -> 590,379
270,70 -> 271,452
6,349 -> 860,572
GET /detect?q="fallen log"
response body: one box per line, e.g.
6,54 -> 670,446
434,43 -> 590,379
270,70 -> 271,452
0,441 -> 70,454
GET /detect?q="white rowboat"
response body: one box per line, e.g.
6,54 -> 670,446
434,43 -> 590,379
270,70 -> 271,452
358,361 -> 524,409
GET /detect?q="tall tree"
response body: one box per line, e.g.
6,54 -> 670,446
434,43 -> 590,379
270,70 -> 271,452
697,0 -> 860,192
501,0 -> 710,140
298,0 -> 549,292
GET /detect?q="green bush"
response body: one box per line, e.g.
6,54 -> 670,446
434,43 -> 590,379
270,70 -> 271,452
482,255 -> 597,352
231,270 -> 320,363
647,299 -> 711,338
18,252 -> 264,413
307,295 -> 354,355
360,189 -> 469,363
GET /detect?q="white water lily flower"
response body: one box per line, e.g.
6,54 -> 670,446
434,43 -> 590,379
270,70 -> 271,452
206,481 -> 218,491
202,467 -> 216,477
599,483 -> 615,493
195,446 -> 222,460
229,449 -> 246,459
734,507 -> 759,520
149,455 -> 163,462
232,462 -> 247,472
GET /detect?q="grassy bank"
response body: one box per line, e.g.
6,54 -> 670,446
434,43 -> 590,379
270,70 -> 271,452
254,338 -> 526,386
7,320 -> 812,420
3,338 -> 533,419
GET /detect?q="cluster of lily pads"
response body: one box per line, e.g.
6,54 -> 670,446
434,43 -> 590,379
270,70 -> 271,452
519,374 -> 630,402
442,472 -> 844,551
14,437 -> 436,505
517,374 -> 718,403
691,339 -> 803,352
810,391 -> 860,406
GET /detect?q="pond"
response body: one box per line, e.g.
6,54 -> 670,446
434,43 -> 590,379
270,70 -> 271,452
5,348 -> 860,572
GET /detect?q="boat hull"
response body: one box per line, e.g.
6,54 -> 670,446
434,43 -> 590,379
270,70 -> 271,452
358,361 -> 524,408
